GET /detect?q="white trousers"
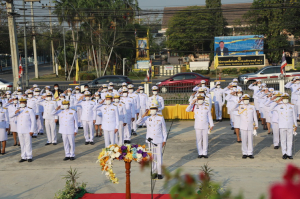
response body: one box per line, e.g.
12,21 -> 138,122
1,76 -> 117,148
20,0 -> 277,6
62,134 -> 75,157
272,123 -> 280,146
36,113 -> 44,134
18,134 -> 32,159
138,109 -> 146,126
104,130 -> 115,147
241,130 -> 253,155
115,121 -> 124,145
148,143 -> 162,175
45,119 -> 57,143
214,101 -> 222,120
77,107 -> 83,127
82,120 -> 94,142
123,121 -> 132,141
195,129 -> 208,155
131,114 -> 137,132
229,114 -> 233,127
280,128 -> 293,156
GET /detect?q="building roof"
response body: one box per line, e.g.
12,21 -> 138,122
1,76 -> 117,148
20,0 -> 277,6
161,3 -> 252,29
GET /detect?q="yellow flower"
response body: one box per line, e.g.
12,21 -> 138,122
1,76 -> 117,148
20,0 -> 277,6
125,152 -> 133,160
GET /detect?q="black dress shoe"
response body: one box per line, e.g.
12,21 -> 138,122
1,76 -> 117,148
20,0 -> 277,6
198,155 -> 202,158
132,132 -> 137,136
274,146 -> 279,149
28,159 -> 32,162
242,155 -> 247,159
151,173 -> 157,179
13,143 -> 17,146
143,126 -> 147,128
231,127 -> 234,130
282,154 -> 287,159
45,143 -> 51,145
53,143 -> 57,145
124,140 -> 128,144
248,155 -> 254,159
1,152 -> 5,155
18,144 -> 20,146
220,120 -> 222,122
138,126 -> 143,128
85,142 -> 89,145
90,142 -> 94,145
79,127 -> 83,129
19,159 -> 27,163
203,155 -> 208,158
234,132 -> 236,134
70,157 -> 75,161
287,156 -> 293,159
95,135 -> 99,137
63,157 -> 70,161
157,175 -> 163,179
126,140 -> 131,144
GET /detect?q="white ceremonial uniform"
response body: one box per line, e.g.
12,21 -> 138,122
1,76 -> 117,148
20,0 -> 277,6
120,96 -> 136,141
37,99 -> 58,143
5,103 -> 19,132
257,92 -> 267,118
148,95 -> 164,114
11,107 -> 36,159
101,91 -> 109,100
186,103 -> 214,156
271,103 -> 298,156
27,97 -> 39,136
229,95 -> 242,129
66,95 -> 76,107
137,114 -> 167,175
96,104 -> 119,147
233,104 -> 258,155
76,100 -> 96,142
210,86 -> 225,120
0,108 -> 9,141
52,108 -> 78,157
94,98 -> 102,125
113,102 -> 127,145
285,82 -> 300,105
248,84 -> 261,110
35,96 -> 44,134
269,101 -> 280,147
74,92 -> 84,127
138,93 -> 149,126
193,85 -> 210,93
128,92 -> 140,132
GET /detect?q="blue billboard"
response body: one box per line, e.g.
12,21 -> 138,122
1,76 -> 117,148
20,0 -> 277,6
214,35 -> 264,56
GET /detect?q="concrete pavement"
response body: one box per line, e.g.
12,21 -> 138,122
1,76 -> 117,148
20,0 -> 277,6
0,119 -> 299,199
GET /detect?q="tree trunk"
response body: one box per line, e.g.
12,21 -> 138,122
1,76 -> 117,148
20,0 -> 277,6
103,19 -> 117,76
91,29 -> 99,77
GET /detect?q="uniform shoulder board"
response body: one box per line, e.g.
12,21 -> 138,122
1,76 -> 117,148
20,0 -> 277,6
92,100 -> 95,102
3,108 -> 7,109
205,103 -> 209,106
113,104 -> 117,106
71,109 -> 76,111
157,114 -> 163,117
289,103 -> 294,105
121,101 -> 125,104
28,107 -> 32,109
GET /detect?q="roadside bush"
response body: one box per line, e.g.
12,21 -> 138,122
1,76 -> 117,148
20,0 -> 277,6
231,68 -> 238,74
79,72 -> 96,80
193,70 -> 209,75
58,69 -> 76,77
129,71 -> 147,77
248,67 -> 258,73
210,69 -> 220,75
221,68 -> 231,74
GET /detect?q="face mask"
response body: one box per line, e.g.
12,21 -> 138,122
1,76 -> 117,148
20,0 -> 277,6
60,98 -> 65,101
150,110 -> 157,115
95,97 -> 100,100
85,97 -> 90,101
67,93 -> 72,96
276,97 -> 280,101
18,92 -> 22,95
198,100 -> 204,104
46,97 -> 52,101
7,95 -> 10,98
34,93 -> 39,96
217,86 -> 220,88
243,100 -> 250,105
140,90 -> 144,94
128,89 -> 133,94
283,99 -> 289,104
201,84 -> 205,87
296,81 -> 300,84
28,94 -> 33,98
114,99 -> 119,103
54,87 -> 58,90
153,91 -> 158,95
230,88 -> 233,90
237,93 -> 242,97
103,88 -> 108,92
63,105 -> 69,109
109,90 -> 112,93
257,84 -> 261,87
75,90 -> 79,94
84,88 -> 88,91
123,93 -> 128,97
105,100 -> 111,105
20,103 -> 26,108
13,100 -> 18,104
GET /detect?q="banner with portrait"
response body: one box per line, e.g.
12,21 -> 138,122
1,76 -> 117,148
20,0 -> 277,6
136,38 -> 149,60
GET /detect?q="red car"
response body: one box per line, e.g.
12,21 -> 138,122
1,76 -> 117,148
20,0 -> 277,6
156,72 -> 210,93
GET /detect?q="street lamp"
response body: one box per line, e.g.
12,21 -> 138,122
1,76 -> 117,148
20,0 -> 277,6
123,58 -> 127,76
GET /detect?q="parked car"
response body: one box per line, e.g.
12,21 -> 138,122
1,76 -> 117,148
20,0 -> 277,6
0,78 -> 12,90
83,75 -> 133,88
238,66 -> 300,85
156,72 -> 210,93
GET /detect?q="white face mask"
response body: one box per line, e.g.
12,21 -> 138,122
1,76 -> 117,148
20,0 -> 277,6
18,92 -> 22,95
103,88 -> 108,92
128,89 -> 133,94
63,105 -> 69,109
75,90 -> 79,94
201,84 -> 205,87
198,100 -> 204,104
230,88 -> 233,90
105,100 -> 111,105
140,90 -> 144,94
153,91 -> 158,95
243,100 -> 250,105
54,87 -> 58,90
28,94 -> 33,98
108,90 -> 113,93
46,97 -> 52,101
283,99 -> 289,104
67,93 -> 72,96
95,97 -> 100,100
257,84 -> 261,87
84,88 -> 88,91
20,103 -> 26,108
150,110 -> 157,115
60,98 -> 65,101
13,100 -> 18,104
123,93 -> 128,97
85,97 -> 90,101
296,81 -> 300,84
217,86 -> 220,88
7,95 -> 10,98
237,93 -> 242,97
34,93 -> 39,96
114,99 -> 119,103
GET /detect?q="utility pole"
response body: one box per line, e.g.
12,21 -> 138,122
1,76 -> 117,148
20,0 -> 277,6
98,24 -> 101,77
63,28 -> 67,81
20,0 -> 29,87
5,0 -> 20,88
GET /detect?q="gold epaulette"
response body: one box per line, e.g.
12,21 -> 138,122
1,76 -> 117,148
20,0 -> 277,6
289,103 -> 294,105
92,100 -> 95,102
157,114 -> 163,116
71,109 -> 75,111
205,103 -> 209,106
121,101 -> 125,104
3,108 -> 7,109
28,107 -> 32,109
113,104 -> 117,106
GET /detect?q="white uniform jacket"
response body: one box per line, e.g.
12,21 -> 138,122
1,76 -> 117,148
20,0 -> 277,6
96,104 -> 119,131
52,108 -> 78,134
186,103 -> 214,130
11,107 -> 36,134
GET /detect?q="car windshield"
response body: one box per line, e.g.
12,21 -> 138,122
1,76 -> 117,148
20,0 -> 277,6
254,68 -> 264,74
0,79 -> 10,83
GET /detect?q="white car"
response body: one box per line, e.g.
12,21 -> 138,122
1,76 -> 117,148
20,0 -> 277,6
0,78 -> 13,90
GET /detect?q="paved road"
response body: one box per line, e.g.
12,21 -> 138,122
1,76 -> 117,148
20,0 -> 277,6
0,119 -> 298,199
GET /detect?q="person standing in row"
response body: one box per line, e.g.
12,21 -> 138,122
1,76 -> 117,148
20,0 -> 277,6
128,84 -> 140,136
52,84 -> 64,101
26,90 -> 39,138
93,92 -> 102,137
193,80 -> 210,93
269,92 -> 282,149
12,97 -> 36,163
34,88 -> 44,135
210,81 -> 225,122
52,100 -> 78,161
113,94 -> 127,145
0,99 -> 9,155
74,86 -> 83,129
186,94 -> 214,158
65,88 -> 76,107
137,86 -> 149,128
248,80 -> 262,120
5,96 -> 19,146
148,86 -> 164,114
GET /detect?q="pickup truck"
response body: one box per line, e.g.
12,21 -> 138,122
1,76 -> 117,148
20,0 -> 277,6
238,65 -> 300,85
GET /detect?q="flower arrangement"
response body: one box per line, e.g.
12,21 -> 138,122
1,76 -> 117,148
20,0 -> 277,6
97,144 -> 151,184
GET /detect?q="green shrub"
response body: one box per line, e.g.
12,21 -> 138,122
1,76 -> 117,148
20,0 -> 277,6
194,70 -> 209,75
221,68 -> 232,74
248,67 -> 258,73
239,67 -> 249,74
129,71 -> 147,77
79,72 -> 96,80
58,69 -> 76,77
230,68 -> 238,74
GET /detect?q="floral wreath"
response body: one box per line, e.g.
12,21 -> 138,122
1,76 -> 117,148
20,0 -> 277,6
97,144 -> 151,184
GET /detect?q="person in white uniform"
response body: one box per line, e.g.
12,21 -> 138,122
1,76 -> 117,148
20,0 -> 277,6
192,80 -> 210,93
229,88 -> 243,142
5,96 -> 19,146
232,94 -> 258,159
136,86 -> 149,128
137,103 -> 167,180
52,100 -> 78,161
76,91 -> 96,145
0,100 -> 9,155
101,84 -> 109,100
34,88 -> 44,135
148,86 -> 164,114
128,84 -> 140,136
113,94 -> 127,145
210,81 -> 225,121
94,94 -> 119,147
56,93 -> 66,107
186,94 -> 214,158
118,82 -> 128,93
37,92 -> 58,145
11,97 -> 36,162
285,77 -> 300,116
26,90 -> 39,138
109,82 -> 119,95
66,88 -> 76,107
268,91 -> 282,149
74,86 -> 83,128
270,93 -> 297,159
248,80 -> 262,120
93,92 -> 103,137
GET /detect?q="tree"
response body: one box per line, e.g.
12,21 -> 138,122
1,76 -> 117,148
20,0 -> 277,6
243,0 -> 290,64
166,6 -> 213,56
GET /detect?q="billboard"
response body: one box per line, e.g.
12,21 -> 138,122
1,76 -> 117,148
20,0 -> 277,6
136,37 -> 149,60
136,60 -> 150,69
218,55 -> 265,67
214,35 -> 264,56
